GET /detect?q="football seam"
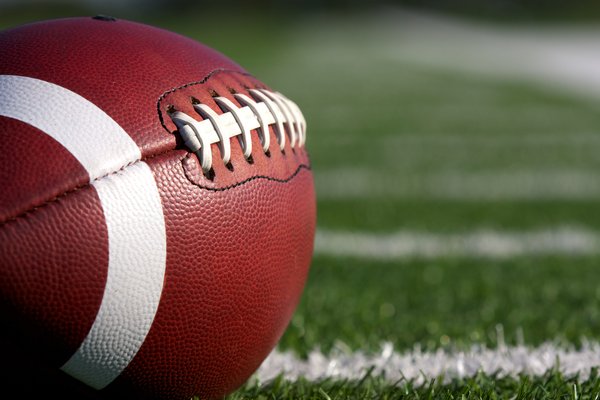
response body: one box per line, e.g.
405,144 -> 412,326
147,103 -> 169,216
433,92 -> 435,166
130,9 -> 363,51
156,68 -> 255,134
1,69 -> 308,226
0,149 -> 311,226
180,155 -> 312,191
0,148 -> 165,226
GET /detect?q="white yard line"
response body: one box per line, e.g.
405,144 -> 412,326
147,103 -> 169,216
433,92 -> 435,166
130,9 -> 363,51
256,340 -> 600,385
315,168 -> 600,200
364,10 -> 600,99
314,227 -> 600,259
278,11 -> 600,388
289,9 -> 600,98
292,13 -> 600,201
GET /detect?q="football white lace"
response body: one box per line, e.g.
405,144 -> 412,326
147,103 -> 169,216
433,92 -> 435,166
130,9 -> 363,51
169,89 -> 306,173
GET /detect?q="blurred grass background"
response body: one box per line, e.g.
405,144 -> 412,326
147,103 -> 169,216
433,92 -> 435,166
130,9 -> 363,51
3,0 -> 600,364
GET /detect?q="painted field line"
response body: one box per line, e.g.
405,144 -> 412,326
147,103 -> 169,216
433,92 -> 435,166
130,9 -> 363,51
256,341 -> 600,385
379,10 -> 600,98
315,227 -> 600,259
316,168 -> 600,200
287,10 -> 600,99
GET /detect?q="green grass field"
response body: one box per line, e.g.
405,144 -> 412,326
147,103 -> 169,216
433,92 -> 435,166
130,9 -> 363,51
213,14 -> 600,397
213,12 -> 600,398
283,255 -> 600,355
3,7 -> 600,399
229,371 -> 600,400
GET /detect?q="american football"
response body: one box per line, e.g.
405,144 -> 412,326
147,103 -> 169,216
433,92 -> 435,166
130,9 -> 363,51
5,1 -> 600,399
0,16 -> 315,400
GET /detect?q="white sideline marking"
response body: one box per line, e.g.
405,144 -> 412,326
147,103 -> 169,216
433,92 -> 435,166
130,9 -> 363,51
256,341 -> 600,385
315,227 -> 600,259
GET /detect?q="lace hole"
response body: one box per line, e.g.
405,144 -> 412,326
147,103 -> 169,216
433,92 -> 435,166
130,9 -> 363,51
225,162 -> 234,172
203,168 -> 215,181
246,155 -> 254,165
265,150 -> 271,158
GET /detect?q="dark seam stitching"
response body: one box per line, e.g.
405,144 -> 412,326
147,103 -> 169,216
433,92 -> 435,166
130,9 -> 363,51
181,158 -> 312,191
156,69 -> 254,133
1,151 -> 311,226
0,146 -> 172,226
1,70 -> 292,226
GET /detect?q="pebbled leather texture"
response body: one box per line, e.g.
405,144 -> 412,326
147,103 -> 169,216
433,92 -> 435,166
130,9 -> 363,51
0,17 -> 241,157
0,17 -> 315,400
0,184 -> 109,365
113,150 -> 315,399
0,116 -> 90,222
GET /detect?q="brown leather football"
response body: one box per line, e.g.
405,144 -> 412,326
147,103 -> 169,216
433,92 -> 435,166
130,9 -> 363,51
0,16 -> 315,399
